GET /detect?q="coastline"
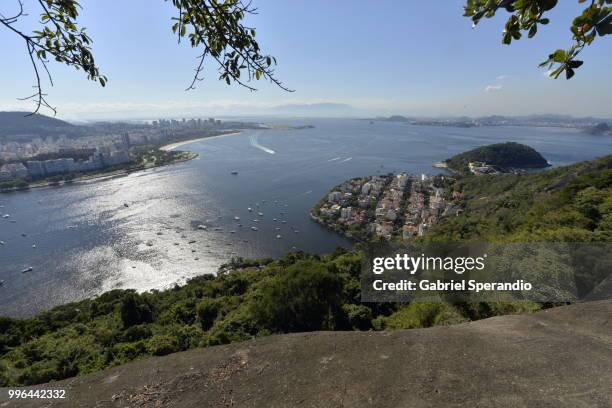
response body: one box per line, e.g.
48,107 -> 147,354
160,131 -> 242,151
1,130 -> 246,194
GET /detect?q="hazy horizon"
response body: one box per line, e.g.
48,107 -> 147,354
2,1 -> 612,121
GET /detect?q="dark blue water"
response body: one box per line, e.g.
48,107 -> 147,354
1,118 -> 610,317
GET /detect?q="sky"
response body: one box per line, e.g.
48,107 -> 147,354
0,0 -> 611,120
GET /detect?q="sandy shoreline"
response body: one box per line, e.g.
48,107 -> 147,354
160,131 -> 242,151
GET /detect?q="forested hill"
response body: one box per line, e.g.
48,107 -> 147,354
445,142 -> 549,171
428,154 -> 611,242
0,112 -> 86,140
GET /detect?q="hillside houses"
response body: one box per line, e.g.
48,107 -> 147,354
312,172 -> 458,242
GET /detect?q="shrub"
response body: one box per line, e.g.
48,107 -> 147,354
147,335 -> 179,356
250,261 -> 343,332
342,304 -> 372,330
382,302 -> 467,330
120,292 -> 153,328
121,324 -> 152,342
196,299 -> 219,331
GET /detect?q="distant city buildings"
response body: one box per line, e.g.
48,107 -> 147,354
0,117 -> 261,182
0,163 -> 28,181
468,161 -> 500,175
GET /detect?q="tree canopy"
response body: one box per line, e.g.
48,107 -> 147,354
0,0 -> 289,115
464,0 -> 611,79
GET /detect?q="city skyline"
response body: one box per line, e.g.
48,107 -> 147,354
1,1 -> 612,120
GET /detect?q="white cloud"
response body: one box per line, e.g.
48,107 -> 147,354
485,84 -> 503,92
496,75 -> 509,81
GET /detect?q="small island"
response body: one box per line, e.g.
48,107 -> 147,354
582,122 -> 611,136
444,142 -> 550,174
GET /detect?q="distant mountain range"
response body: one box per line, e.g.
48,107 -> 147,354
0,111 -> 88,141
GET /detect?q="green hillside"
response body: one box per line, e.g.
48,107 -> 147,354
445,142 -> 549,172
428,154 -> 611,242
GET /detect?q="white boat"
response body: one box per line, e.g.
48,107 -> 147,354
32,244 -> 37,248
252,219 -> 259,222
294,230 -> 299,234
276,234 -> 282,239
273,218 -> 277,221
234,216 -> 240,221
281,220 -> 287,224
21,267 -> 33,273
251,226 -> 258,231
197,225 -> 207,230
248,207 -> 252,212
0,241 -> 5,245
258,212 -> 264,216
2,214 -> 9,218
230,230 -> 236,234
0,280 -> 4,286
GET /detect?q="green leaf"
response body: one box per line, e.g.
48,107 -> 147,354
595,14 -> 612,35
528,24 -> 538,38
568,60 -> 584,68
552,49 -> 566,63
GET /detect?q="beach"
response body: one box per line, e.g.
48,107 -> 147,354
160,131 -> 242,151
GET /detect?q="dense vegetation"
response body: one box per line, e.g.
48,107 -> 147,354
445,142 -> 549,172
0,154 -> 610,386
428,154 -> 611,243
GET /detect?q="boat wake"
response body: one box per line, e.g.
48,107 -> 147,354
339,157 -> 353,163
249,133 -> 275,154
327,157 -> 342,162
